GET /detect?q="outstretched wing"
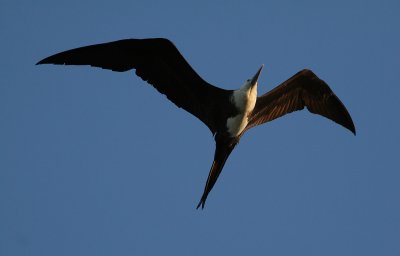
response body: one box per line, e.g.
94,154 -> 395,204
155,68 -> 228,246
244,69 -> 356,134
37,38 -> 229,134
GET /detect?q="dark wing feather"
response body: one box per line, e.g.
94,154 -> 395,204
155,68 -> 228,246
245,69 -> 356,134
37,38 -> 229,133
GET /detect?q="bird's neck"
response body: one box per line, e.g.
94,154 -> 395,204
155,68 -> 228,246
225,84 -> 257,137
235,83 -> 258,112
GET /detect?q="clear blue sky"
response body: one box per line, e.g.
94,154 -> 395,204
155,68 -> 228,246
1,0 -> 399,255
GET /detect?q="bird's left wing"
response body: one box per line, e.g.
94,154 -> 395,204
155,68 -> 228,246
244,69 -> 356,134
37,38 -> 229,134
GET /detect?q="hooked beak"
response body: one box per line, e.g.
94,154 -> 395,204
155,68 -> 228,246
250,64 -> 264,86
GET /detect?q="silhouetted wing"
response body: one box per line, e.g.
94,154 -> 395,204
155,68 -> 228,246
245,69 -> 356,134
37,38 -> 229,133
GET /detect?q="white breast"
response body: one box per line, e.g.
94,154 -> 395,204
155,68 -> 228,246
226,84 -> 257,137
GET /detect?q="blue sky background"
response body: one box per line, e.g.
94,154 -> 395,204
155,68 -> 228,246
1,0 -> 399,255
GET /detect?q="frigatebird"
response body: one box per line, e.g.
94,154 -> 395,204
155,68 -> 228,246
37,38 -> 356,209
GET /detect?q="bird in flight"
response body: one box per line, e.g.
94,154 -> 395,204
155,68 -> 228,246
37,38 -> 356,209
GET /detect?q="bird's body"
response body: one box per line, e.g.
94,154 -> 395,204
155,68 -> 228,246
227,79 -> 258,137
37,38 -> 356,209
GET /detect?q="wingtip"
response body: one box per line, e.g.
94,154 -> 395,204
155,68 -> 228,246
36,54 -> 65,66
351,127 -> 356,136
342,122 -> 356,136
346,120 -> 356,136
36,58 -> 50,65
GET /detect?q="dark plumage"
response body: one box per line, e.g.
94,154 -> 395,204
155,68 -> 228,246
37,38 -> 355,209
245,69 -> 355,133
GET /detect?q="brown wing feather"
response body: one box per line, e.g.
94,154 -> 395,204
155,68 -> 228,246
245,69 -> 356,134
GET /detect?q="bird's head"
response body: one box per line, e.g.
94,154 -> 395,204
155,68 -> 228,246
241,65 -> 264,93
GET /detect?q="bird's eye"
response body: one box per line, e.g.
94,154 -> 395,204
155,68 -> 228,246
247,79 -> 250,82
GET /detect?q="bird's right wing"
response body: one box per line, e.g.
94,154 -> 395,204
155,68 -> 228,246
37,38 -> 230,134
245,69 -> 356,134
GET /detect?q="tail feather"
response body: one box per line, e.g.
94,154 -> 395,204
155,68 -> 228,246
196,159 -> 227,209
196,137 -> 237,209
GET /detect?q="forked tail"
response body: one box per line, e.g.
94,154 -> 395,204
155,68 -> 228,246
196,137 -> 238,209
